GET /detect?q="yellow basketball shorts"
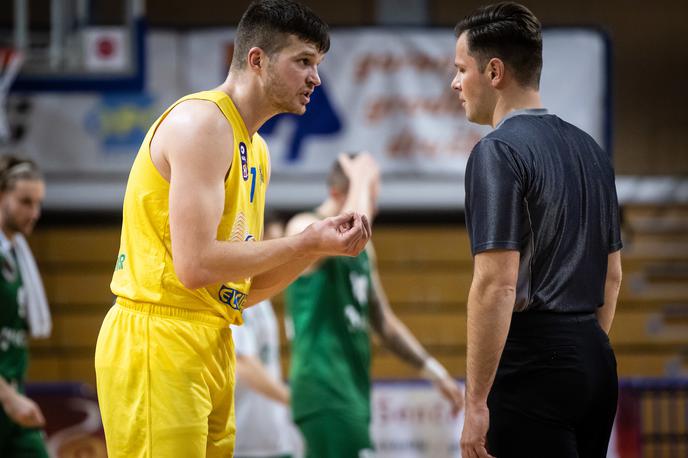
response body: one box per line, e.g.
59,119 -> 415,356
94,299 -> 236,458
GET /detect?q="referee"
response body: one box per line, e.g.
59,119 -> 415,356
451,3 -> 623,457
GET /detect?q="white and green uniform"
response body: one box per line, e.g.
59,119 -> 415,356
233,300 -> 296,458
0,237 -> 48,456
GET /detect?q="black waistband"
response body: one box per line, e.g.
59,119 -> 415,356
508,312 -> 598,338
511,311 -> 596,324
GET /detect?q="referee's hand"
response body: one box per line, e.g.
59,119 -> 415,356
461,402 -> 495,458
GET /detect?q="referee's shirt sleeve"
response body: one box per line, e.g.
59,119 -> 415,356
608,178 -> 623,253
465,139 -> 525,256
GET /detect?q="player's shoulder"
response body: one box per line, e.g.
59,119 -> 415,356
162,97 -> 231,141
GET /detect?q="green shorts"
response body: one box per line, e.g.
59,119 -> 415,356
0,407 -> 48,458
296,411 -> 374,458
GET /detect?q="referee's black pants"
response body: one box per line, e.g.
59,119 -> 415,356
486,312 -> 618,458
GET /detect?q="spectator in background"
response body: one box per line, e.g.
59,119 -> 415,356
284,153 -> 464,458
0,155 -> 52,457
233,213 -> 302,458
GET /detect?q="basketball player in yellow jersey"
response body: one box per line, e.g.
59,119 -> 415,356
94,2 -> 371,457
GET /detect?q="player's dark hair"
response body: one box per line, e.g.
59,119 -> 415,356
327,152 -> 358,193
455,2 -> 542,89
0,155 -> 42,192
231,0 -> 330,70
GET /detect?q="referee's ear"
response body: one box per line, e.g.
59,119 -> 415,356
486,58 -> 506,88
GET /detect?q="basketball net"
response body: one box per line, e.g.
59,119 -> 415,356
0,48 -> 24,144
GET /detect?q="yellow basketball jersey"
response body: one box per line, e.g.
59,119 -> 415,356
111,90 -> 269,325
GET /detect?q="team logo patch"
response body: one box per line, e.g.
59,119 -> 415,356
218,285 -> 247,311
239,142 -> 249,181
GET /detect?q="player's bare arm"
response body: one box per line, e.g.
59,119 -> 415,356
0,376 -> 45,428
461,250 -> 518,458
368,245 -> 429,368
597,250 -> 622,334
247,212 -> 372,306
368,245 -> 464,415
235,355 -> 290,404
269,151 -> 379,296
152,100 -> 369,289
246,213 -> 325,306
246,148 -> 370,306
338,153 -> 379,220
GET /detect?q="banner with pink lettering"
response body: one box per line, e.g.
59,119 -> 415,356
371,381 -> 464,457
9,28 -> 609,210
371,381 -> 621,458
185,28 -> 609,210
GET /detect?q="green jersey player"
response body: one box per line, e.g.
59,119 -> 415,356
285,153 -> 464,458
0,156 -> 48,457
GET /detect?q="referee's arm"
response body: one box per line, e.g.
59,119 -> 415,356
596,250 -> 622,334
461,249 -> 519,458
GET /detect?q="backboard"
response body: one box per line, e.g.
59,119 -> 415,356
4,0 -> 145,93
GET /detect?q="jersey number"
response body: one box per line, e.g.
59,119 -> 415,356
250,167 -> 257,203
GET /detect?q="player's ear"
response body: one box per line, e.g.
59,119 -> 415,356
247,47 -> 266,73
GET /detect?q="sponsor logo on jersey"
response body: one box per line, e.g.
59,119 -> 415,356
239,142 -> 249,181
115,253 -> 126,271
344,304 -> 367,332
350,272 -> 369,305
0,327 -> 27,351
218,285 -> 247,311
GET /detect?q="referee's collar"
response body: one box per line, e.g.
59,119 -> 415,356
496,108 -> 549,129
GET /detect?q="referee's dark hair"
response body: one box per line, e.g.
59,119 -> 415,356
455,2 -> 543,89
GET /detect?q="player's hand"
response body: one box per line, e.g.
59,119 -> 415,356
461,402 -> 494,458
303,211 -> 371,257
338,152 -> 380,186
2,391 -> 46,428
435,376 -> 464,417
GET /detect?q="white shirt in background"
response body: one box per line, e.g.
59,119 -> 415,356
232,300 -> 299,457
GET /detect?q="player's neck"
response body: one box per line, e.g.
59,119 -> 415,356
217,75 -> 275,137
491,88 -> 542,128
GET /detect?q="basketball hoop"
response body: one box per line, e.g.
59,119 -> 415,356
0,48 -> 24,144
